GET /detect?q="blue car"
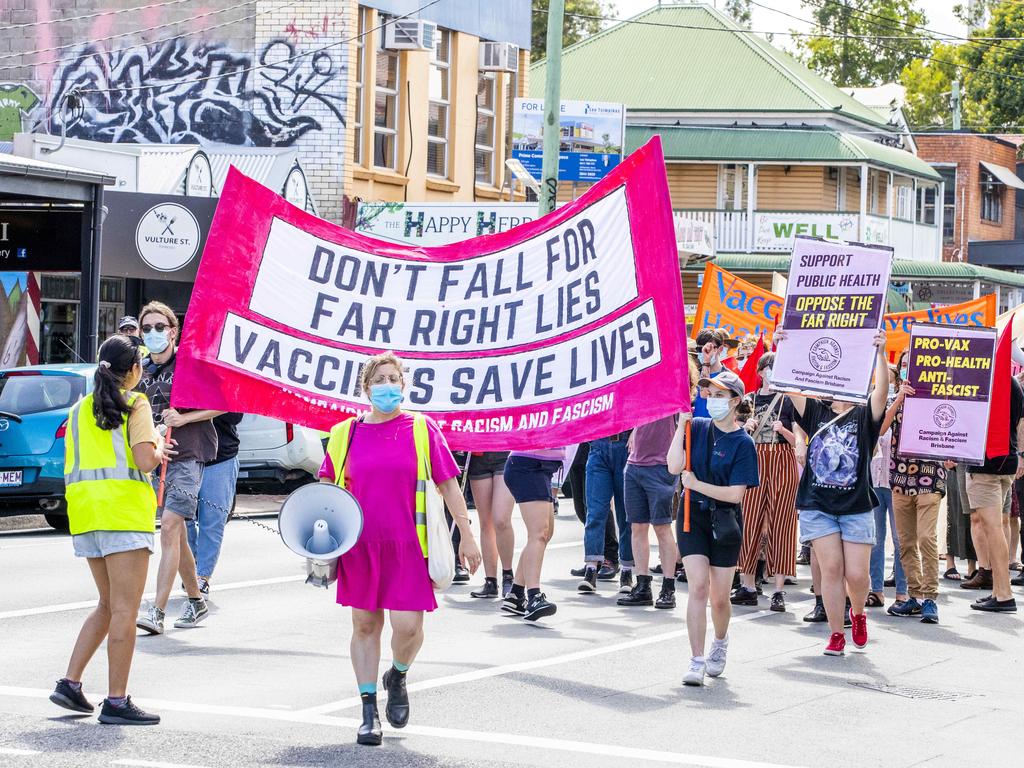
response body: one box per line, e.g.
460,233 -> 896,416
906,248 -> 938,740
0,365 -> 96,531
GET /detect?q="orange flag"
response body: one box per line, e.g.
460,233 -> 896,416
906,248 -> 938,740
692,263 -> 783,342
883,295 -> 997,360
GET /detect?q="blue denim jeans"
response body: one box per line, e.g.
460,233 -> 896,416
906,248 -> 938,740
869,487 -> 907,594
584,437 -> 633,567
187,457 -> 240,579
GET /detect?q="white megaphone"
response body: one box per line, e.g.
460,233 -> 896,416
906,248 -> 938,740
278,483 -> 364,588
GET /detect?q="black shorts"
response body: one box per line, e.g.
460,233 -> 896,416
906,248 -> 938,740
503,456 -> 561,504
676,502 -> 743,568
468,451 -> 510,480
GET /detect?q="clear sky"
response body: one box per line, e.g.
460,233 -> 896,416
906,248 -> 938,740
607,0 -> 969,53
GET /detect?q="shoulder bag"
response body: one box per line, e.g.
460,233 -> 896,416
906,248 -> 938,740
415,415 -> 457,590
703,422 -> 743,545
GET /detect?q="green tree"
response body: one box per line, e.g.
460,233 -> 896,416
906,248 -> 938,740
725,0 -> 752,28
532,0 -> 616,60
959,3 -> 1024,129
795,0 -> 931,86
899,42 -> 974,127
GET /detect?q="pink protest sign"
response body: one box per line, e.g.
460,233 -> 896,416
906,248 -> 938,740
171,137 -> 689,450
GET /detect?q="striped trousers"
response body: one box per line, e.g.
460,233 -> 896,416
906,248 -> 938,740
739,443 -> 799,578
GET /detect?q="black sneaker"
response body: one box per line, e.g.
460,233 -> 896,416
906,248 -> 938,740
570,565 -> 587,578
500,593 -> 526,616
97,696 -> 160,725
971,596 -> 1018,613
381,668 -> 409,728
1011,571 -> 1024,587
470,579 -> 499,599
197,577 -> 210,596
523,593 -> 557,621
884,573 -> 896,588
596,562 -> 619,581
770,591 -> 786,612
803,601 -> 827,623
675,563 -> 687,583
618,570 -> 634,594
453,565 -> 470,583
501,574 -> 514,598
617,576 -> 653,607
796,545 -> 811,566
655,580 -> 676,610
730,587 -> 758,606
578,566 -> 598,593
50,679 -> 93,713
651,564 -> 664,575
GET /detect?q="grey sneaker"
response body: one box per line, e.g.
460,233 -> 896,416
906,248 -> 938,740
705,638 -> 729,678
173,599 -> 209,629
136,605 -> 165,635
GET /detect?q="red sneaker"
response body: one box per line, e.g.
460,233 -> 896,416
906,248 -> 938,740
824,632 -> 846,656
850,609 -> 868,648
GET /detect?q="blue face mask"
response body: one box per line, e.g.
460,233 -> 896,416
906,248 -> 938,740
706,397 -> 733,420
370,383 -> 403,413
144,330 -> 169,354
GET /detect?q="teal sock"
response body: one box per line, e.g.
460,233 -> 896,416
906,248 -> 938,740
358,683 -> 376,695
393,661 -> 410,674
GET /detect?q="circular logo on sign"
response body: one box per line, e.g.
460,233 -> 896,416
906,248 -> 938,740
135,203 -> 200,272
808,337 -> 842,372
0,419 -> 8,432
933,403 -> 957,429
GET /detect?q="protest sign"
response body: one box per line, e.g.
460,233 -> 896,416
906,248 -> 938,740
692,262 -> 782,341
883,294 -> 996,359
771,236 -> 893,402
171,137 -> 689,451
898,323 -> 996,465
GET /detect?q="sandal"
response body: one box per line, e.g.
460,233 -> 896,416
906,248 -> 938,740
865,592 -> 885,608
943,567 -> 962,581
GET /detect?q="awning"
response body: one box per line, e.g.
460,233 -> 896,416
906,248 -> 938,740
980,161 -> 1024,190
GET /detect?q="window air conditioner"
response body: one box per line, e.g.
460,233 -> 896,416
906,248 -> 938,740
384,19 -> 437,51
479,42 -> 519,73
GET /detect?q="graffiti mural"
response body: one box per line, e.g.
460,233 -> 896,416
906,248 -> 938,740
0,83 -> 40,141
43,38 -> 345,146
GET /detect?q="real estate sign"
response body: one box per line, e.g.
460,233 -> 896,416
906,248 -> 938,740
512,99 -> 626,183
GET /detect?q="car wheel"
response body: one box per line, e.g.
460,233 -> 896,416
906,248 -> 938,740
44,513 -> 70,533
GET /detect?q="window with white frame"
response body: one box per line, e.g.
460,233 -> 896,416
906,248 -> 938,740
427,28 -> 451,177
353,7 -> 367,165
896,184 -> 913,220
719,164 -> 747,210
374,14 -> 400,170
475,72 -> 497,185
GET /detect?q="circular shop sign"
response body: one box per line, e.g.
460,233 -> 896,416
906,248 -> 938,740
135,203 -> 201,272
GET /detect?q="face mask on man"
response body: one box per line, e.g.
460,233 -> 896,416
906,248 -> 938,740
144,330 -> 170,354
698,351 -> 719,366
370,383 -> 404,413
706,397 -> 733,420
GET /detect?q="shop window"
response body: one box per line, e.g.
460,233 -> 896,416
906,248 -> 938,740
427,28 -> 451,178
980,168 -> 1003,223
353,7 -> 367,166
475,72 -> 497,185
374,15 -> 401,171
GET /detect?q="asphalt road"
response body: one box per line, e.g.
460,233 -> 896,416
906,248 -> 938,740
0,496 -> 1020,768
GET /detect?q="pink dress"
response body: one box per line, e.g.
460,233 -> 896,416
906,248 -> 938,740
319,412 -> 459,612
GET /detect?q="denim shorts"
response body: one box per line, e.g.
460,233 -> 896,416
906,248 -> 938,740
799,509 -> 875,545
503,456 -> 561,504
157,459 -> 205,520
72,530 -> 154,558
624,464 -> 677,525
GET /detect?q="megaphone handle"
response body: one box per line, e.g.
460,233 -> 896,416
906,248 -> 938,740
157,427 -> 172,507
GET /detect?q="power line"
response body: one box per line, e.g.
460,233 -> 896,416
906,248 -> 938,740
72,0 -> 441,96
1,0 -> 195,32
628,122 -> 1024,139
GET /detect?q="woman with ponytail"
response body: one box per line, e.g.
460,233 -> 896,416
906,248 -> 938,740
50,335 -> 172,726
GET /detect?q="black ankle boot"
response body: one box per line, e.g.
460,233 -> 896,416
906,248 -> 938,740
382,667 -> 410,728
616,574 -> 653,606
357,694 -> 382,746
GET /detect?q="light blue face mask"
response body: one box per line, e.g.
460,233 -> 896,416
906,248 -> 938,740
144,330 -> 169,354
706,397 -> 733,420
370,383 -> 404,413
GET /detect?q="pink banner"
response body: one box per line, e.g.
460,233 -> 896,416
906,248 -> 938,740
172,137 -> 689,450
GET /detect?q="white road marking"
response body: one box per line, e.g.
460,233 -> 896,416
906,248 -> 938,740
113,761 -> 215,768
300,609 -> 776,715
0,686 -> 805,768
0,575 -> 304,621
0,747 -> 41,756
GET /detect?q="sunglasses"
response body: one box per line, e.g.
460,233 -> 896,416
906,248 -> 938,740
141,323 -> 170,333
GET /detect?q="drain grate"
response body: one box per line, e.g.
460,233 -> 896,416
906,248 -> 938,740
849,682 -> 978,701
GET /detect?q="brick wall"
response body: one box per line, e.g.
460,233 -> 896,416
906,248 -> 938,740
916,134 -> 1018,261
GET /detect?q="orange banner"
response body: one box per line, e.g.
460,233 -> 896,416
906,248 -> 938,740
693,263 -> 997,358
883,294 -> 997,358
692,263 -> 782,341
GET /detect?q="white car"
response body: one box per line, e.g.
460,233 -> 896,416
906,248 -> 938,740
235,415 -> 325,489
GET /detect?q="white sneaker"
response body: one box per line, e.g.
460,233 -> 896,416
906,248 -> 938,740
706,638 -> 729,678
682,657 -> 706,687
136,605 -> 164,635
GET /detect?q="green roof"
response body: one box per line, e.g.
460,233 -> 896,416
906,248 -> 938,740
697,254 -> 1024,288
530,3 -> 890,129
626,125 -> 941,180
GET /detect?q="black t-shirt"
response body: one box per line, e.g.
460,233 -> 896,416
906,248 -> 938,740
750,392 -> 796,445
136,353 -> 217,464
210,412 -> 244,465
970,376 -> 1024,476
689,417 -> 760,508
795,400 -> 882,515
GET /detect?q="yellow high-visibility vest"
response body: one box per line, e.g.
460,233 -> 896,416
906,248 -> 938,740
326,414 -> 431,557
64,392 -> 157,535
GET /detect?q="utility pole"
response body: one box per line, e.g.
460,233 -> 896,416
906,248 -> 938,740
539,0 -> 564,216
951,79 -> 962,131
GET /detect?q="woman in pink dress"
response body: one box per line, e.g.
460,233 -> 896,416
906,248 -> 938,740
319,352 -> 481,746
